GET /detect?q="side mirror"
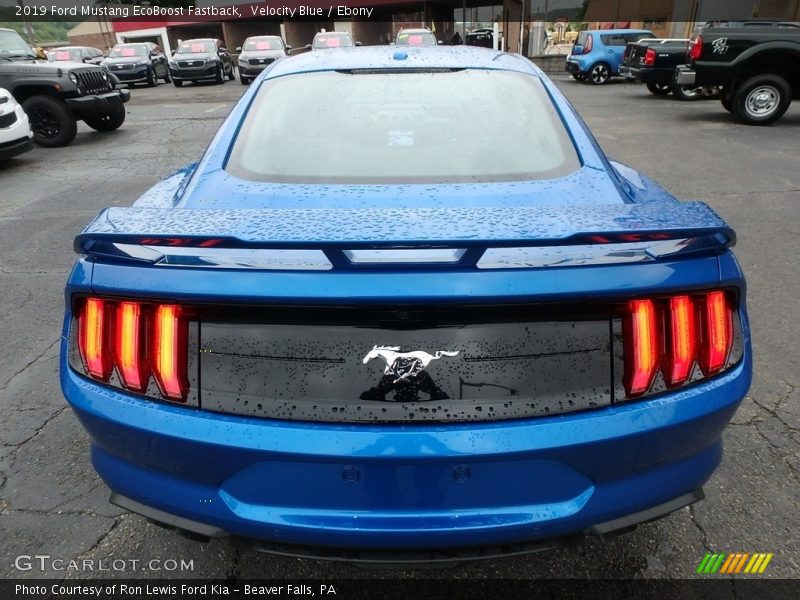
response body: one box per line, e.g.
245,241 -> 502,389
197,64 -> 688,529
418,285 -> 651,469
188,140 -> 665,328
355,41 -> 362,46
285,45 -> 292,51
304,44 -> 312,50
235,46 -> 242,53
219,47 -> 228,53
437,40 -> 443,45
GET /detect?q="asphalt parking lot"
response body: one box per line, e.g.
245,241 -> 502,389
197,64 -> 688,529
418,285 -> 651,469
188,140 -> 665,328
1,74 -> 798,581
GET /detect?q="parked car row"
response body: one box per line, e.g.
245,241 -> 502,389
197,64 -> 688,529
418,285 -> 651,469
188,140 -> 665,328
566,19 -> 800,125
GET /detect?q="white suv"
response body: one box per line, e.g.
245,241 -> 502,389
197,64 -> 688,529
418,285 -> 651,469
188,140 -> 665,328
0,87 -> 33,161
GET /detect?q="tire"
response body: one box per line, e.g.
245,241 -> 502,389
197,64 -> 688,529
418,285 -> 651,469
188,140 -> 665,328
646,82 -> 671,96
162,68 -> 171,83
731,74 -> 792,126
146,66 -> 157,87
215,64 -> 224,84
671,84 -> 702,101
588,63 -> 610,85
240,76 -> 250,85
721,95 -> 732,113
83,106 -> 126,132
227,65 -> 236,81
22,95 -> 77,147
571,72 -> 586,82
173,79 -> 183,87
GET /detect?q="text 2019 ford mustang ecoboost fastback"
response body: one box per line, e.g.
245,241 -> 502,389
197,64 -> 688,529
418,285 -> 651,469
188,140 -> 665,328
60,47 -> 751,563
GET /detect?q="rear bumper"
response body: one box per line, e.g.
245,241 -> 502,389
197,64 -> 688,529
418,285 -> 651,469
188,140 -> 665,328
61,348 -> 750,554
619,65 -> 668,83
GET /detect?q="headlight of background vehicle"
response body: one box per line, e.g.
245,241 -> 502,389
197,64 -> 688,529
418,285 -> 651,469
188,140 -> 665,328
68,72 -> 78,84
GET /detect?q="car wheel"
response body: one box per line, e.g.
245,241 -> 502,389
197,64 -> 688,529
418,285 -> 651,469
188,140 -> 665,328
215,64 -> 224,84
83,106 -> 126,132
146,66 -> 157,87
731,74 -> 792,126
646,82 -> 671,96
163,68 -> 171,83
571,73 -> 586,82
240,76 -> 250,85
227,65 -> 236,81
671,84 -> 703,101
721,94 -> 733,113
22,95 -> 77,147
173,79 -> 183,87
588,63 -> 610,85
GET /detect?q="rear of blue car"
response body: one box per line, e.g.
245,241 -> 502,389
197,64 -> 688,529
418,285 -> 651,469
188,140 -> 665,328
61,48 -> 751,562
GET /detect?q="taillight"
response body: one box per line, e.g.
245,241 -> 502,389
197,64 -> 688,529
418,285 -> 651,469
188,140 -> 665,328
152,304 -> 189,401
663,296 -> 696,387
622,291 -> 737,398
698,291 -> 732,376
643,48 -> 656,66
583,34 -> 593,54
113,301 -> 150,392
78,298 -> 112,381
74,297 -> 189,403
689,36 -> 703,61
623,299 -> 659,396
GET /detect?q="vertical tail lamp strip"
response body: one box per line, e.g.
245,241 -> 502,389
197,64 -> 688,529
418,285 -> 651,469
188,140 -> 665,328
624,299 -> 659,397
78,298 -> 112,381
666,295 -> 696,386
113,301 -> 148,392
152,304 -> 188,402
701,291 -> 733,375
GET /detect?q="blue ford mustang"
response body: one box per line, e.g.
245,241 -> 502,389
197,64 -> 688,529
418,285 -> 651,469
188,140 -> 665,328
61,47 -> 751,562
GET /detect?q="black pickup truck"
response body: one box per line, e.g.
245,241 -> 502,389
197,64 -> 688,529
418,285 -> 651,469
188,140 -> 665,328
620,38 -> 715,100
675,24 -> 800,124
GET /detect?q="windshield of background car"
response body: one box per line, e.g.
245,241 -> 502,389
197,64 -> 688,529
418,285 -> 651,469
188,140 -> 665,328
0,30 -> 35,57
109,45 -> 146,57
177,41 -> 216,54
396,31 -> 437,46
226,70 -> 580,184
244,37 -> 283,51
52,48 -> 81,61
312,34 -> 353,49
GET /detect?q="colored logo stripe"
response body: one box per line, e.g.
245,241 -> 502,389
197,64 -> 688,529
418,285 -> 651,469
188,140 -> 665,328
698,552 -> 773,574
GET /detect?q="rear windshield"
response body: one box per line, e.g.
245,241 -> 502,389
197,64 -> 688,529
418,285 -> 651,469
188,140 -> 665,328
312,34 -> 353,49
52,48 -> 81,61
244,37 -> 283,51
177,41 -> 215,54
396,31 -> 437,46
226,70 -> 580,184
110,44 -> 146,57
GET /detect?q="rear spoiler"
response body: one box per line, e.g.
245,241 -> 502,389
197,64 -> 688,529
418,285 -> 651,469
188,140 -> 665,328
74,203 -> 735,269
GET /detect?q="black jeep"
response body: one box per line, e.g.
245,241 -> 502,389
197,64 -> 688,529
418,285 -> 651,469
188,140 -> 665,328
0,28 -> 130,147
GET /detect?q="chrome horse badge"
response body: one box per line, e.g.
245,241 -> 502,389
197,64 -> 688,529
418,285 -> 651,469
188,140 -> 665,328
362,345 -> 460,383
360,346 -> 459,402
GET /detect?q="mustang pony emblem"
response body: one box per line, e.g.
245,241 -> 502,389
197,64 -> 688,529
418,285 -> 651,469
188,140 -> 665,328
362,345 -> 460,384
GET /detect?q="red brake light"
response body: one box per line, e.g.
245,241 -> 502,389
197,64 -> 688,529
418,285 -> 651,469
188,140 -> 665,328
689,36 -> 703,60
643,48 -> 656,66
78,298 -> 112,381
664,296 -> 696,387
152,304 -> 189,401
623,299 -> 659,397
113,301 -> 150,392
698,291 -> 732,376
